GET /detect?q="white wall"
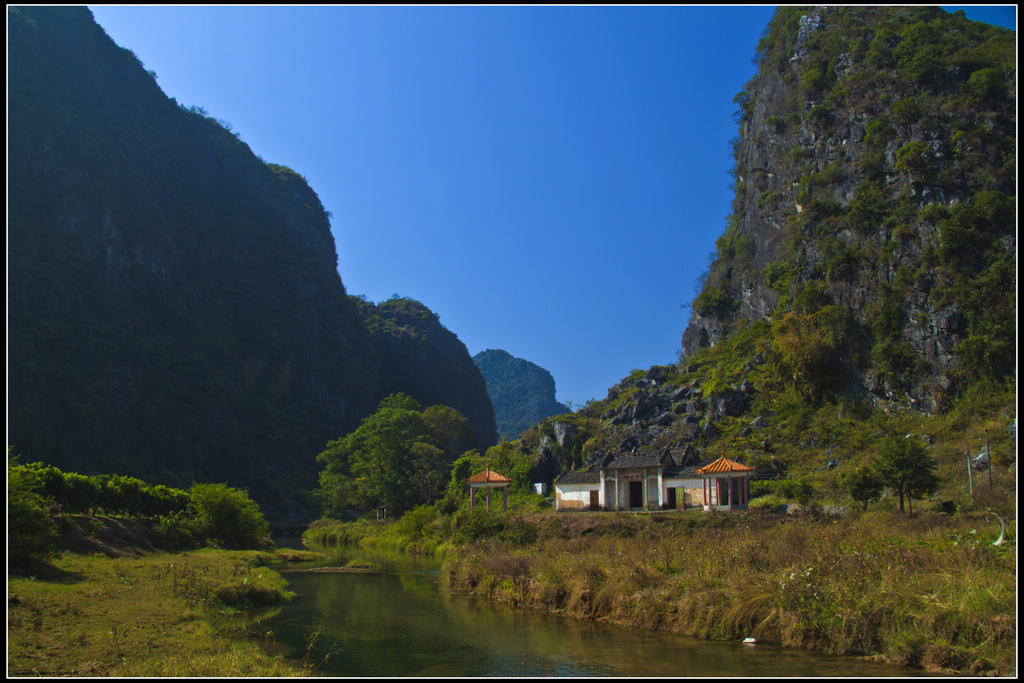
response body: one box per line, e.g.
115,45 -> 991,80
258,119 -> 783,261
555,483 -> 597,510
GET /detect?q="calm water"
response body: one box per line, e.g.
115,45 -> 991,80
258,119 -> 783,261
249,546 -> 920,677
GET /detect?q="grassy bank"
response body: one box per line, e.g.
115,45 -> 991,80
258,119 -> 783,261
442,509 -> 1016,676
304,516 -> 447,556
7,547 -> 326,677
304,494 -> 553,556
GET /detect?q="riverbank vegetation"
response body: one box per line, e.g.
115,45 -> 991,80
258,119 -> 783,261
300,376 -> 1016,677
7,454 -> 328,677
9,454 -> 272,561
443,509 -> 1015,676
8,548 -> 316,677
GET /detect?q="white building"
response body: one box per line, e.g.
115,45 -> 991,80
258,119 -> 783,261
554,447 -> 753,512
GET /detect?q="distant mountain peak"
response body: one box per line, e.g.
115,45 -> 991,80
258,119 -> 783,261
473,349 -> 570,440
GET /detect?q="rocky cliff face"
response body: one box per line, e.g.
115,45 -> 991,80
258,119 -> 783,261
681,6 -> 1015,413
472,349 -> 570,440
355,297 -> 498,450
7,6 -> 494,515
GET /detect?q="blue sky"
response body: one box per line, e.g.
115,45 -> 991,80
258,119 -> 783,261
87,5 -> 1016,408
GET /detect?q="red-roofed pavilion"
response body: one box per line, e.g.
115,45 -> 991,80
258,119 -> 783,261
467,465 -> 510,512
697,455 -> 754,511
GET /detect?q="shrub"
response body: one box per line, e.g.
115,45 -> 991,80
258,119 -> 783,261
188,483 -> 271,550
8,454 -> 59,562
894,141 -> 932,177
776,479 -> 814,505
891,97 -> 921,124
453,509 -> 508,544
693,283 -> 736,317
965,67 -> 1006,104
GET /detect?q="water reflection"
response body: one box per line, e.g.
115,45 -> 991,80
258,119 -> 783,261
252,547 -> 920,677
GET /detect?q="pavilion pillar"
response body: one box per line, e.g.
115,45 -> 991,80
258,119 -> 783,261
470,487 -> 476,510
503,486 -> 508,512
486,486 -> 492,511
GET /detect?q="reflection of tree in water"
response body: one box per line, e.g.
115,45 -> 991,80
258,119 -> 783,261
308,570 -> 487,676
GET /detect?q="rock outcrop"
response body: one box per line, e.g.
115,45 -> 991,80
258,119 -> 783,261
681,6 -> 1015,413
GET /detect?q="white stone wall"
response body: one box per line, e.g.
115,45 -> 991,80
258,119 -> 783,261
555,483 -> 597,510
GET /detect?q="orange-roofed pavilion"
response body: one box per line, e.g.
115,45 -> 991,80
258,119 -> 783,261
698,455 -> 754,511
467,465 -> 510,511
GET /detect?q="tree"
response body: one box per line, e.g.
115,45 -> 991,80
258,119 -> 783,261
409,442 -> 448,506
347,395 -> 429,515
874,435 -> 940,513
843,464 -> 884,511
315,394 -> 479,518
485,440 -> 536,494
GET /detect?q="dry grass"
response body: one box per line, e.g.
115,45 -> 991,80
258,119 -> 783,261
444,509 -> 1016,676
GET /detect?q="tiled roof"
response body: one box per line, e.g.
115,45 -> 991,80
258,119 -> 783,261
697,456 -> 754,474
605,454 -> 664,469
555,469 -> 600,485
668,446 -> 698,468
665,458 -> 716,478
467,465 -> 510,484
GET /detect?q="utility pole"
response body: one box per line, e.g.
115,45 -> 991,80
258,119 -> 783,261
966,450 -> 973,507
986,430 -> 993,489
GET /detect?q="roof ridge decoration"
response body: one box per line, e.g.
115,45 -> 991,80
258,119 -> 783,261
697,454 -> 755,474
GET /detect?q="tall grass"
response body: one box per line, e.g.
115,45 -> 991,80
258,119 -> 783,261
443,510 -> 1015,675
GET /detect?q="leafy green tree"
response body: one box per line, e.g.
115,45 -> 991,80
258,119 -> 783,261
103,474 -> 148,517
843,465 -> 884,511
347,394 -> 429,515
409,442 -> 448,506
62,471 -> 104,515
485,440 -> 536,494
874,435 -> 940,513
316,394 -> 479,518
422,404 -> 478,457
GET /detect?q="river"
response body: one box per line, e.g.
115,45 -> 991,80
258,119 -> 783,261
248,545 -> 922,677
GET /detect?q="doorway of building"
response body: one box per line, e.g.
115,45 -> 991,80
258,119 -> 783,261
628,481 -> 643,508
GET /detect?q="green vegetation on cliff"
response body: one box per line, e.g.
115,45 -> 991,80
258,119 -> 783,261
8,7 -> 496,517
8,6 -> 379,516
686,6 -> 1015,412
473,349 -> 571,440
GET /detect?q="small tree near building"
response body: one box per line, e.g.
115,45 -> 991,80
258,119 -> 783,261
874,435 -> 940,513
843,464 -> 884,511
